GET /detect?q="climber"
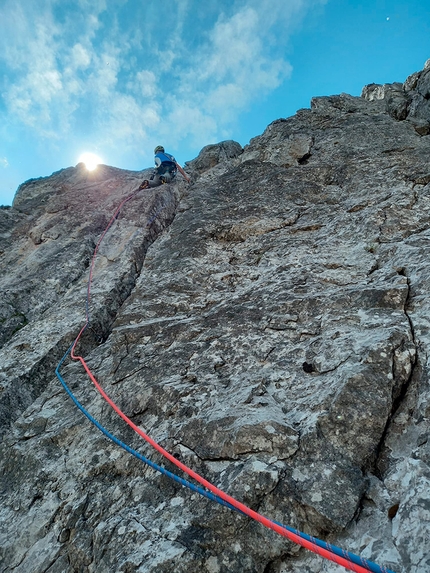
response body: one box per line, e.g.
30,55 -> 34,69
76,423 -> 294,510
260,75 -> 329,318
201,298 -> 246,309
139,146 -> 191,189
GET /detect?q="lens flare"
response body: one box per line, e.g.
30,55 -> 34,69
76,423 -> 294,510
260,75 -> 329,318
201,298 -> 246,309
78,152 -> 103,171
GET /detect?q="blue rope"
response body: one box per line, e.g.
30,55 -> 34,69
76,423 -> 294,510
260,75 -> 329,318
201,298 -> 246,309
55,346 -> 237,512
270,520 -> 394,573
54,188 -> 396,573
55,346 -> 395,573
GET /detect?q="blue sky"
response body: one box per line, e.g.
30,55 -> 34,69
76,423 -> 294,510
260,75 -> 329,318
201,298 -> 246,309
0,0 -> 429,206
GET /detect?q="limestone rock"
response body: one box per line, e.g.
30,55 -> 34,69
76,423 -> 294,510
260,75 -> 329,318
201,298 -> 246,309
184,140 -> 243,178
1,61 -> 430,573
362,60 -> 430,131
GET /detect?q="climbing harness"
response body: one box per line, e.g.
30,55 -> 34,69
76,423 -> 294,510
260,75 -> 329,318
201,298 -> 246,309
55,186 -> 396,573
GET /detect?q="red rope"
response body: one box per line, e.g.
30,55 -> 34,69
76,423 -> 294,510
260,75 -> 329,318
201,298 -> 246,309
70,187 -> 371,573
70,347 -> 369,573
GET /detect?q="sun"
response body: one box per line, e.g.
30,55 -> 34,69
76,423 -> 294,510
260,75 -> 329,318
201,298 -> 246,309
78,152 -> 103,171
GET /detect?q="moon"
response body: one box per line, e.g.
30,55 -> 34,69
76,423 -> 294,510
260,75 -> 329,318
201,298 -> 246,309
78,152 -> 103,171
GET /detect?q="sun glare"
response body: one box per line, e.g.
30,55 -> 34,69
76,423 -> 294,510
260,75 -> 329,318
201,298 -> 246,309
78,152 -> 103,171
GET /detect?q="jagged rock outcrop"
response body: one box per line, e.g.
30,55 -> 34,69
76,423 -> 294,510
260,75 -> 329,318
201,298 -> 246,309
362,57 -> 430,134
1,61 -> 430,573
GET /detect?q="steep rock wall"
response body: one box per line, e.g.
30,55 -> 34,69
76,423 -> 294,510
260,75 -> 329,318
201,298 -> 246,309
1,61 -> 430,573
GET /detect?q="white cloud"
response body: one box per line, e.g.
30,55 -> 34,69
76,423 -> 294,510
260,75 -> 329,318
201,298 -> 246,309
161,1 -> 302,141
71,43 -> 92,69
96,93 -> 161,146
161,98 -> 219,148
128,70 -> 158,99
199,7 -> 264,82
201,2 -> 309,90
0,2 -> 68,130
0,157 -> 9,168
77,0 -> 107,12
0,0 -> 327,164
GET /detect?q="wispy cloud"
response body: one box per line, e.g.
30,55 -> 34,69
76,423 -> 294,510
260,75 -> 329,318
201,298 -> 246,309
0,0 -> 326,160
158,0 -> 326,145
0,157 -> 9,168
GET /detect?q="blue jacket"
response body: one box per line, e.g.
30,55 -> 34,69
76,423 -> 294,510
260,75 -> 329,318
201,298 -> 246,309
154,152 -> 177,175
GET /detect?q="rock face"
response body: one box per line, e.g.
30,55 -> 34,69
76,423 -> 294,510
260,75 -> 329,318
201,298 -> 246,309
361,57 -> 430,133
1,61 -> 430,573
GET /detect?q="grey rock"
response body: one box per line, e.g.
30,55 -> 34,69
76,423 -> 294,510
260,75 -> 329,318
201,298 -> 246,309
184,140 -> 243,178
1,61 -> 430,573
362,59 -> 430,127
